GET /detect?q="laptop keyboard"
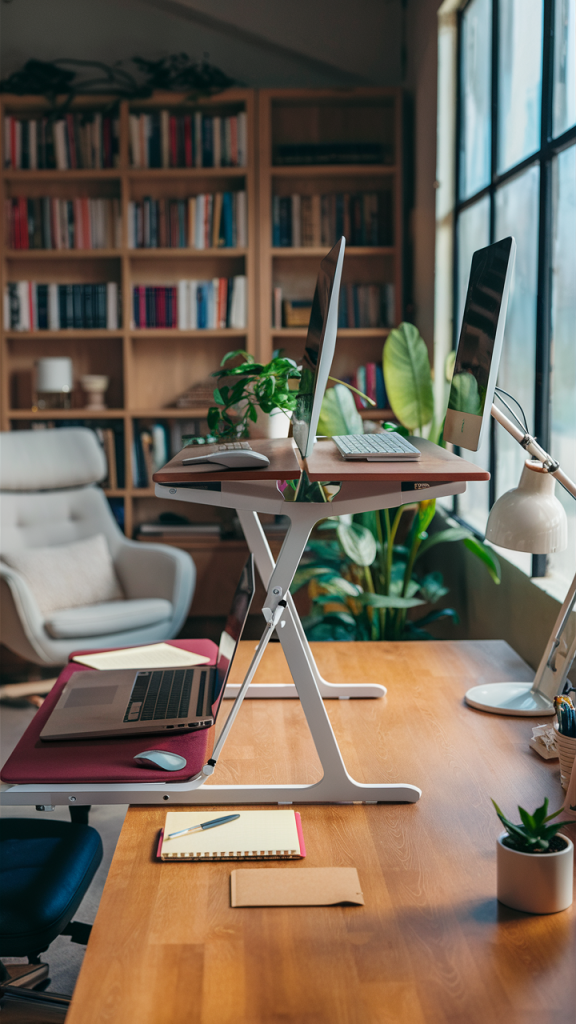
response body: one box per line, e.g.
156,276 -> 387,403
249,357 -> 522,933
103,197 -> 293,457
333,433 -> 420,456
123,669 -> 206,723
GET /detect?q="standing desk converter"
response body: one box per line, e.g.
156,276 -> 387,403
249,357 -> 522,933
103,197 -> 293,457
0,436 -> 489,809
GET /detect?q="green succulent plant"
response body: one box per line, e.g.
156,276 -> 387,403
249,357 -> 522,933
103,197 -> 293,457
492,797 -> 567,853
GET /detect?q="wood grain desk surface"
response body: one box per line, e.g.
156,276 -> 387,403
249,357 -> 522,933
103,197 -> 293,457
304,436 -> 491,482
67,641 -> 575,1024
153,437 -> 302,483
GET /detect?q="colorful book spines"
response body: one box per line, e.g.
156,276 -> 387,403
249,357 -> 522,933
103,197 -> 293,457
272,192 -> 393,248
129,111 -> 247,168
4,282 -> 119,330
3,114 -> 119,169
349,363 -> 388,411
127,192 -> 246,249
337,283 -> 395,329
5,197 -> 121,250
131,276 -> 246,330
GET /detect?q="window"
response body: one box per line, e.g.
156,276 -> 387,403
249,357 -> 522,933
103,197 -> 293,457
454,0 -> 576,587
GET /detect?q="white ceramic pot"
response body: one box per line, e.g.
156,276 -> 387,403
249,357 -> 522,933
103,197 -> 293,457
251,407 -> 292,440
496,831 -> 574,913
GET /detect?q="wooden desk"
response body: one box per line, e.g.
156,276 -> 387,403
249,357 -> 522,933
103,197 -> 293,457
66,641 -> 575,1024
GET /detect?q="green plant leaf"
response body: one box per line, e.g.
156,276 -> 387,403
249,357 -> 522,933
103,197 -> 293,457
416,526 -> 473,559
412,607 -> 459,627
357,592 -> 425,609
336,522 -> 377,567
383,322 -> 434,432
448,372 -> 482,415
418,571 -> 449,603
318,384 -> 363,437
463,537 -> 501,584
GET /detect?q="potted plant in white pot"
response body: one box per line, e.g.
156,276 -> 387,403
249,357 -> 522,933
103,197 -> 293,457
492,797 -> 573,914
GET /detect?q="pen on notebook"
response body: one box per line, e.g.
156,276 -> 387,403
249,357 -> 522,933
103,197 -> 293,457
167,813 -> 240,839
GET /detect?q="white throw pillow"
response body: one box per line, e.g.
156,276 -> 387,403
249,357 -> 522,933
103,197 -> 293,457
3,534 -> 124,615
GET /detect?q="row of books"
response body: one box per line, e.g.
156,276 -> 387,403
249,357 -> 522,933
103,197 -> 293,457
127,192 -> 247,249
273,142 -> 393,166
347,363 -> 388,411
5,282 -> 120,331
129,111 -> 247,168
5,197 -> 122,250
132,419 -> 207,488
272,192 -> 392,248
272,283 -> 395,329
4,114 -> 119,170
131,276 -> 247,330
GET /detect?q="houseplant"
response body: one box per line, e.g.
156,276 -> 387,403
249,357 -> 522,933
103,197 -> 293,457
492,797 -> 573,913
204,350 -> 302,441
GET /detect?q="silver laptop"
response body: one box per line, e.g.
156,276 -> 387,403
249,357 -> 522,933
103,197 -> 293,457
40,557 -> 255,742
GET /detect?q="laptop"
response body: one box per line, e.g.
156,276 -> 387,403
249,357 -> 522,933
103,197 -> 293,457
291,237 -> 421,462
40,557 -> 255,742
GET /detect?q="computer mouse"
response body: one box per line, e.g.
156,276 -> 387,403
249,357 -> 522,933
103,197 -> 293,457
182,450 -> 270,469
134,750 -> 188,771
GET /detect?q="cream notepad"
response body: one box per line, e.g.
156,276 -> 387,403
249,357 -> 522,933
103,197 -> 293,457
72,643 -> 210,671
159,810 -> 305,861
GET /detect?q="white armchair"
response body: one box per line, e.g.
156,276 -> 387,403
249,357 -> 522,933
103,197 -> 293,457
0,428 -> 195,666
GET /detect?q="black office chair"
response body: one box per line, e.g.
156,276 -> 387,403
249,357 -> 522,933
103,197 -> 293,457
0,816 -> 103,1017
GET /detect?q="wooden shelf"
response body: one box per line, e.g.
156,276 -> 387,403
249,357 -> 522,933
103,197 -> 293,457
5,330 -> 123,339
4,169 -> 121,181
9,408 -> 126,419
272,247 -> 395,257
128,248 -> 247,258
127,167 -> 247,179
130,328 -> 247,338
359,408 -> 394,420
270,164 -> 397,177
7,249 -> 121,260
271,327 -> 391,338
131,408 -> 211,418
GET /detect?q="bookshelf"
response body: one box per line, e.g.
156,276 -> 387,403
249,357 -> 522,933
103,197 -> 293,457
258,87 -> 402,415
0,89 -> 257,538
1,87 -> 403,548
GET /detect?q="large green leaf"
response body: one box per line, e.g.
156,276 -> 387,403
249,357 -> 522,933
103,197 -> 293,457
357,592 -> 425,609
383,323 -> 434,432
416,526 -> 473,559
318,384 -> 363,437
336,522 -> 377,567
463,537 -> 501,584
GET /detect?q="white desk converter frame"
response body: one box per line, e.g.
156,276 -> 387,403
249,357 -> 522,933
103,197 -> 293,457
1,472 -> 465,808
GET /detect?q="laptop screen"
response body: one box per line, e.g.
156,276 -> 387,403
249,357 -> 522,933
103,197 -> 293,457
210,555 -> 255,718
292,238 -> 346,459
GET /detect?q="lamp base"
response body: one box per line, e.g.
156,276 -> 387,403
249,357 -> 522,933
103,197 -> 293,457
465,682 -> 555,716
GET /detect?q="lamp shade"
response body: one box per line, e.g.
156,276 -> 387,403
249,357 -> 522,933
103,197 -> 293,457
485,460 -> 567,554
35,357 -> 73,393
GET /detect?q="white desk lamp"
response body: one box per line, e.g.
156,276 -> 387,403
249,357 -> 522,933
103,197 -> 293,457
464,401 -> 576,716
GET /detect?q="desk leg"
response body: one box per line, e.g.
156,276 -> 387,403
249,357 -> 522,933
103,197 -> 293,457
224,509 -> 386,700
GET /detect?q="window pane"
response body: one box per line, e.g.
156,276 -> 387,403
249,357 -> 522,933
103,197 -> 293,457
553,0 -> 576,136
494,165 -> 540,574
459,0 -> 492,200
548,145 -> 576,589
455,198 -> 491,531
497,0 -> 543,174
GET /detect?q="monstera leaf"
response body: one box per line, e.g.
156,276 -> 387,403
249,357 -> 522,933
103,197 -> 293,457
318,384 -> 363,437
383,322 -> 434,432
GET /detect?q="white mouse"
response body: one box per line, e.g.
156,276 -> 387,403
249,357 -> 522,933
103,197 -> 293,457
182,449 -> 270,469
134,750 -> 187,771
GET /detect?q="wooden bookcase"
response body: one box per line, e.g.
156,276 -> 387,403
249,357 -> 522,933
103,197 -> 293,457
0,89 -> 257,538
258,88 -> 401,418
1,87 -> 403,545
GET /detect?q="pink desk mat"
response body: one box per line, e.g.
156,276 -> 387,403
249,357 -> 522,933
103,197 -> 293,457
1,639 -> 219,785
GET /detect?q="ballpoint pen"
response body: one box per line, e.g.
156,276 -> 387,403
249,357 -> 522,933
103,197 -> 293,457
167,813 -> 240,839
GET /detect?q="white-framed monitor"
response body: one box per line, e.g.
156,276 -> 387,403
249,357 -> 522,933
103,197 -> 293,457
443,236 -> 516,452
291,237 -> 346,459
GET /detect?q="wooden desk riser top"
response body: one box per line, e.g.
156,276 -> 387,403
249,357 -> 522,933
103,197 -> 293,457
67,641 -> 575,1024
304,436 -> 491,482
153,436 -> 490,487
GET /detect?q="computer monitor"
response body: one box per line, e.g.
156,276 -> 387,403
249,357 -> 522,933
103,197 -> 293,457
443,236 -> 516,452
292,237 -> 346,459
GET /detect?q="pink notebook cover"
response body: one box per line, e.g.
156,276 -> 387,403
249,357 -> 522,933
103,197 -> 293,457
156,812 -> 306,860
1,639 -> 219,785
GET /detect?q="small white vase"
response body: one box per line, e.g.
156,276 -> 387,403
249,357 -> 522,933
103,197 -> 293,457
251,407 -> 292,440
80,374 -> 109,411
496,831 -> 574,913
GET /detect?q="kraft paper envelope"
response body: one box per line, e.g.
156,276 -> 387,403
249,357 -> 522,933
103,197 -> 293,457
230,867 -> 364,907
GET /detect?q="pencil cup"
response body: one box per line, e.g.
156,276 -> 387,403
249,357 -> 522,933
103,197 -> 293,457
554,725 -> 576,790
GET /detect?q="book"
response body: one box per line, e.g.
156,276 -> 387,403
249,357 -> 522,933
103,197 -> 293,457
158,810 -> 306,861
72,642 -> 210,671
271,190 -> 393,248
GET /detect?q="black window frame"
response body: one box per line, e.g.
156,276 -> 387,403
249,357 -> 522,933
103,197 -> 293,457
454,0 -> 576,576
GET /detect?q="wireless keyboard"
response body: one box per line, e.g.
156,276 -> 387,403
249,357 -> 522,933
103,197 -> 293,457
333,433 -> 421,460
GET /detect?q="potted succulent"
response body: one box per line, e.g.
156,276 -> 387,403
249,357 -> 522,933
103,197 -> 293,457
492,797 -> 574,913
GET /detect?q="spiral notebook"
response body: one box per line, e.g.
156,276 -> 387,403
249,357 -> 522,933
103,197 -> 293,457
158,810 -> 305,861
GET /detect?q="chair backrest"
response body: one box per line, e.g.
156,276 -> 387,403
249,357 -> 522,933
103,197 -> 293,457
0,429 -> 123,558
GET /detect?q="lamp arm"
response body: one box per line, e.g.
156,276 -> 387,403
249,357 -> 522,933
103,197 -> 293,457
490,403 -> 576,702
491,404 -> 576,499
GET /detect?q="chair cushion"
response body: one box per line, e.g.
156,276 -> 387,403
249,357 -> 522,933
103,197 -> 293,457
44,598 -> 173,638
0,818 -> 103,956
2,533 -> 124,615
0,427 -> 107,491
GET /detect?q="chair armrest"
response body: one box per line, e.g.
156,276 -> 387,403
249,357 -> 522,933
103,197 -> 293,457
114,541 -> 196,608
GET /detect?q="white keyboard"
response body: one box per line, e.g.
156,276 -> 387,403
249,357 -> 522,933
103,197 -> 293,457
333,433 -> 421,460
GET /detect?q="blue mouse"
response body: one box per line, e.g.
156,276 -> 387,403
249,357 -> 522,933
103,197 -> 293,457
134,750 -> 187,771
